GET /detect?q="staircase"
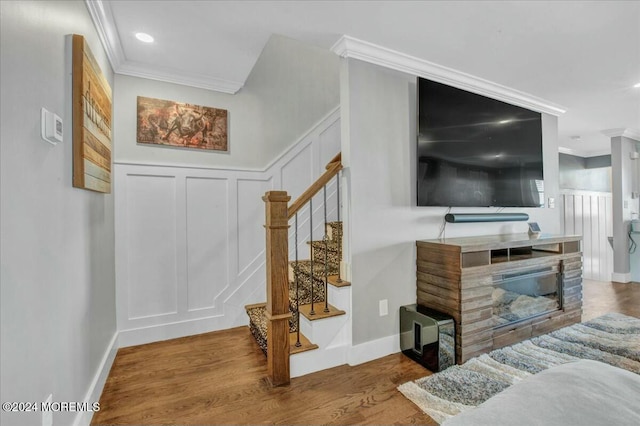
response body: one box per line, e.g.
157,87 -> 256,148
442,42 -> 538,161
244,153 -> 350,385
246,221 -> 347,355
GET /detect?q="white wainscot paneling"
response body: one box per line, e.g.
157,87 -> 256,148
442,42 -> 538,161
186,177 -> 229,312
237,178 -> 273,275
281,143 -> 314,201
115,107 -> 341,346
562,192 -> 613,281
318,119 -> 341,167
126,175 -> 178,319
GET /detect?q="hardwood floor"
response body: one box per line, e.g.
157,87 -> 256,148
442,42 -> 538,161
582,279 -> 640,320
92,280 -> 640,425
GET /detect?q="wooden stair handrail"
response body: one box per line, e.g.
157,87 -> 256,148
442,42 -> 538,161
326,152 -> 341,170
288,154 -> 342,219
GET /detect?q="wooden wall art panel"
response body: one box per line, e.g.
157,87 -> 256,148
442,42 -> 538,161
72,34 -> 112,193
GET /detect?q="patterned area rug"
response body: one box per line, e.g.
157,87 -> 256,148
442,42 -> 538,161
398,313 -> 640,424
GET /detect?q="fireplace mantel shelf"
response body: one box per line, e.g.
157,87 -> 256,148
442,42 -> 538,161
418,233 -> 582,253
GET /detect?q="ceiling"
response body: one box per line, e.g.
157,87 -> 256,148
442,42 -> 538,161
90,0 -> 639,157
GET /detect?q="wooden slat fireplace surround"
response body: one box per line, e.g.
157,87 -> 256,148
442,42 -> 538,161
417,234 -> 582,364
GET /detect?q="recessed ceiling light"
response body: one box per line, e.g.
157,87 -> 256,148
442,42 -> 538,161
634,82 -> 640,88
135,32 -> 154,43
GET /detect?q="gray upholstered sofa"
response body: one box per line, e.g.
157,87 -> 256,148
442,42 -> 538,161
442,360 -> 640,426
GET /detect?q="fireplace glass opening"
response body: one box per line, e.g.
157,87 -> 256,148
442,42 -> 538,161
492,267 -> 561,327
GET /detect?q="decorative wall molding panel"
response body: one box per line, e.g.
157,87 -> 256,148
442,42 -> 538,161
115,109 -> 340,346
561,192 -> 613,281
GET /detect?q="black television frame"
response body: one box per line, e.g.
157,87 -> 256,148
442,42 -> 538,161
417,77 -> 545,208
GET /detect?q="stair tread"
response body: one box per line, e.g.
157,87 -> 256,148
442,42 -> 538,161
246,304 -> 318,355
291,259 -> 338,275
245,301 -> 267,310
327,275 -> 351,287
308,240 -> 340,251
290,332 -> 318,354
298,303 -> 346,321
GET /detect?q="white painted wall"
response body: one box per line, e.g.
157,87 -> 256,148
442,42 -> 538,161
340,58 -> 562,345
114,34 -> 339,170
1,2 -> 116,425
115,111 -> 341,346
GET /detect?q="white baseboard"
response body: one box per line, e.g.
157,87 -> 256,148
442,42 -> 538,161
291,345 -> 348,378
74,332 -> 118,426
347,333 -> 400,366
611,272 -> 631,283
118,312 -> 246,347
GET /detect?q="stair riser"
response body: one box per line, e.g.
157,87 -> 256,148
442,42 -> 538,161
246,305 -> 268,356
290,276 -> 326,301
249,321 -> 267,356
327,284 -> 351,312
311,245 -> 340,272
289,266 -> 330,288
326,222 -> 342,246
299,313 -> 349,349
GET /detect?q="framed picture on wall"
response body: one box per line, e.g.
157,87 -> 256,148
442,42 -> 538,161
72,34 -> 112,193
136,96 -> 228,152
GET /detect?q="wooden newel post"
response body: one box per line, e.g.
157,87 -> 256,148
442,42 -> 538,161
263,191 -> 292,386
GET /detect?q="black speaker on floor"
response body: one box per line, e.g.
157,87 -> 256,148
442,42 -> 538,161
399,304 -> 455,372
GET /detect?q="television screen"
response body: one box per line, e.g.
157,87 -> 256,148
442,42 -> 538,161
417,78 -> 544,207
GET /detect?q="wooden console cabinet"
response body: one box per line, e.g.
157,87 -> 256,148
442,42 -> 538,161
416,233 -> 582,364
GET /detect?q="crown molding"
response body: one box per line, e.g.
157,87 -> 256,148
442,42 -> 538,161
117,62 -> 243,94
84,0 -> 243,94
601,128 -> 640,141
559,146 -> 611,158
84,0 -> 124,70
331,35 -> 567,116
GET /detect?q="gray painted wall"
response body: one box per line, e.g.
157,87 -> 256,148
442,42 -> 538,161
341,58 -> 561,345
114,34 -> 339,169
1,2 -> 116,425
559,153 -> 612,192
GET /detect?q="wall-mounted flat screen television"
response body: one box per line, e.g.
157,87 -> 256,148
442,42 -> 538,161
417,77 -> 544,207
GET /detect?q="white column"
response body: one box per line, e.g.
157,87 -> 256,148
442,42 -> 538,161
606,129 -> 640,282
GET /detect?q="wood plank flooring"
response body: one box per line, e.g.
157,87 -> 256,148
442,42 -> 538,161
92,280 -> 640,425
582,279 -> 640,320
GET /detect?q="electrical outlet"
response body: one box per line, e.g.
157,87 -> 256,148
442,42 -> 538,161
379,299 -> 388,316
42,394 -> 53,426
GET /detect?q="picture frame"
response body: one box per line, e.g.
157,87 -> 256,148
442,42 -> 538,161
136,96 -> 228,152
72,34 -> 112,193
